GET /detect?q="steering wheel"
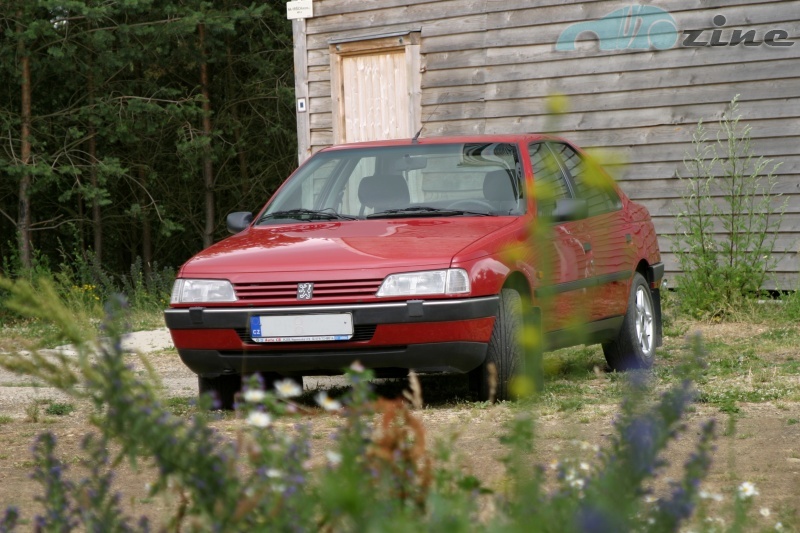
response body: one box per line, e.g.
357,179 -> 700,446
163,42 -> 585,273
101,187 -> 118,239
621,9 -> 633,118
446,199 -> 496,212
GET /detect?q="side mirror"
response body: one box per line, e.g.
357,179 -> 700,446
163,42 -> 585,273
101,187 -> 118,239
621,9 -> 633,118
227,211 -> 253,234
552,198 -> 588,223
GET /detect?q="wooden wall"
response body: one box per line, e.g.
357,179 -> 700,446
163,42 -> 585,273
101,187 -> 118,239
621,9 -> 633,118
294,0 -> 800,289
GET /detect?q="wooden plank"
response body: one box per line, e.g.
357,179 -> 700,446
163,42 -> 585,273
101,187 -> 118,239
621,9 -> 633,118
426,94 -> 800,126
423,62 -> 798,102
293,19 -> 311,164
308,0 -> 795,42
468,78 -> 800,117
660,252 -> 800,272
309,81 -> 331,98
637,195 -> 800,220
610,156 -> 800,181
653,213 -> 800,234
308,0 -> 485,33
598,136 -> 800,166
423,41 -> 800,87
619,176 -> 800,199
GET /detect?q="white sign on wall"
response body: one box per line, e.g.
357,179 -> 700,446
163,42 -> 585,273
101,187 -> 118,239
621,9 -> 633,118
287,0 -> 313,20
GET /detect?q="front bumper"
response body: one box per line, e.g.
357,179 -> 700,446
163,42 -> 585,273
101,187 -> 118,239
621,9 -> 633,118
164,296 -> 499,377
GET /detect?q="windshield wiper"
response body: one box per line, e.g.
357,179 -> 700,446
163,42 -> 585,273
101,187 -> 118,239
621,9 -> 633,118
258,208 -> 360,223
367,206 -> 496,219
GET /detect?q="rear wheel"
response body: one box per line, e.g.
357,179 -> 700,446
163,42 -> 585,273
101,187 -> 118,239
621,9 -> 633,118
198,374 -> 241,410
469,288 -> 523,401
602,273 -> 656,371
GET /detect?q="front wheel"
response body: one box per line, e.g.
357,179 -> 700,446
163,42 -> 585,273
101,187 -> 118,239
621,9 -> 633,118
198,374 -> 241,410
469,288 -> 523,401
602,273 -> 656,371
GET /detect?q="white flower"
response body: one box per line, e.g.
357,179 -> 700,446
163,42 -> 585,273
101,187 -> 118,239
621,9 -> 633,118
699,490 -> 724,502
570,478 -> 585,490
243,389 -> 266,403
644,495 -> 658,504
326,450 -> 343,466
760,507 -> 771,518
315,391 -> 342,411
579,462 -> 590,471
266,468 -> 283,479
737,481 -> 759,500
246,411 -> 272,428
775,522 -> 784,531
274,379 -> 302,399
350,360 -> 365,372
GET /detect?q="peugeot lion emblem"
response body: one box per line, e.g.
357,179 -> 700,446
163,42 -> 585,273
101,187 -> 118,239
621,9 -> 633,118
297,282 -> 314,300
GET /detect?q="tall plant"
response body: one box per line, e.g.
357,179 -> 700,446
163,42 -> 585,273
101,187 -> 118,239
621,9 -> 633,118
672,96 -> 785,317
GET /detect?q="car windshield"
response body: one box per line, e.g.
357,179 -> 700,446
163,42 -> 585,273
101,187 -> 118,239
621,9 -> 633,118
258,142 -> 525,223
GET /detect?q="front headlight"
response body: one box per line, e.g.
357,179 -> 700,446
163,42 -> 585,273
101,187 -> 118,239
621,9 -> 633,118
376,269 -> 470,297
170,279 -> 237,304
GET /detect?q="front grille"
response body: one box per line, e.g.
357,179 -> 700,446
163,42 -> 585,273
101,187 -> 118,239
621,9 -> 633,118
234,279 -> 383,303
234,324 -> 377,344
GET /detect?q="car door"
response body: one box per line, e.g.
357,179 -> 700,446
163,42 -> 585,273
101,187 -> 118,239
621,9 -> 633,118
528,142 -> 593,333
548,142 -> 631,320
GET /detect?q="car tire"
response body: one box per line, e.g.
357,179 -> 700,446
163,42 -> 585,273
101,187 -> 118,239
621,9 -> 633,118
469,288 -> 523,402
602,272 -> 656,371
198,374 -> 241,410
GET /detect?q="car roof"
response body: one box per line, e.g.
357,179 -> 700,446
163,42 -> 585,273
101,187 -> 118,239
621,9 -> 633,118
320,133 -> 567,152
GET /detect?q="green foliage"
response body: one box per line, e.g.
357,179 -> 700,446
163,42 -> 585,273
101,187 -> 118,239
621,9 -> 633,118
671,96 -> 786,318
0,1 -> 297,277
0,277 -> 773,532
44,402 -> 75,417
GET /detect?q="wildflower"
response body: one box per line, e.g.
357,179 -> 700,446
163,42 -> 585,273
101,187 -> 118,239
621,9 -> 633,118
246,411 -> 272,428
737,481 -> 759,500
699,490 -> 724,502
644,495 -> 658,504
579,462 -> 590,472
315,391 -> 342,411
266,468 -> 283,478
775,522 -> 784,531
760,507 -> 771,518
274,379 -> 302,399
326,450 -> 342,466
243,389 -> 266,403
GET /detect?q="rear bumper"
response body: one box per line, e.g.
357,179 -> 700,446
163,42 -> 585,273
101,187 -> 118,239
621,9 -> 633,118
164,296 -> 498,377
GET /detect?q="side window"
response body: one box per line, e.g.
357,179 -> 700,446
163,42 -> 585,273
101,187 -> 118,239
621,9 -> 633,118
550,143 -> 621,217
529,143 -> 572,218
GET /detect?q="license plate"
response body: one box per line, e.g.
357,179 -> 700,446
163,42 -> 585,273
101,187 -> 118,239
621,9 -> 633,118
249,313 -> 353,343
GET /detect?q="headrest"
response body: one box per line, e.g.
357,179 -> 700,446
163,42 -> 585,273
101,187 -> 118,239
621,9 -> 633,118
358,174 -> 410,209
483,170 -> 517,202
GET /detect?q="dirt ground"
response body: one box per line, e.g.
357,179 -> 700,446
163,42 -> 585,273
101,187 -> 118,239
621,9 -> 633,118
0,328 -> 798,528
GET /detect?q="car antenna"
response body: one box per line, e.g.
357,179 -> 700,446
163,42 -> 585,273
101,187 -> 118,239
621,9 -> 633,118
411,101 -> 442,144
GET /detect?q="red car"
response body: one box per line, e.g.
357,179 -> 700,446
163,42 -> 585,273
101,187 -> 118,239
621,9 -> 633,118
165,135 -> 663,406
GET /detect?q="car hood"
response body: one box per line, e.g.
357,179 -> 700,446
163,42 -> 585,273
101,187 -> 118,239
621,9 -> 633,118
180,218 -> 517,275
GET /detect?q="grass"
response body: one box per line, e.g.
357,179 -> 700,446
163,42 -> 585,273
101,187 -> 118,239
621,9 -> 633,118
44,402 -> 75,416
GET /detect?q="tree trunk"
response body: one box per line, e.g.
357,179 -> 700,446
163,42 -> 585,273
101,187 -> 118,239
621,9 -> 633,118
199,23 -> 215,248
226,38 -> 249,197
139,165 -> 152,276
16,13 -> 32,270
87,57 -> 102,262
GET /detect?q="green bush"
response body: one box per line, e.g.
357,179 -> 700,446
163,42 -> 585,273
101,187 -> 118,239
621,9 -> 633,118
671,96 -> 786,318
0,277 -> 772,532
